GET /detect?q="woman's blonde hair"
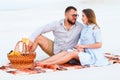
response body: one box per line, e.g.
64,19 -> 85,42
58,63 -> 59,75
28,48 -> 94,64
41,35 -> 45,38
82,9 -> 97,25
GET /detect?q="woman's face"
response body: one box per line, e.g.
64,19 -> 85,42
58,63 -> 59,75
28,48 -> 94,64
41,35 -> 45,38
82,12 -> 88,24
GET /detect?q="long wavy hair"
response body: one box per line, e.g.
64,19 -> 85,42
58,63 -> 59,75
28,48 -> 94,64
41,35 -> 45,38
82,8 -> 98,26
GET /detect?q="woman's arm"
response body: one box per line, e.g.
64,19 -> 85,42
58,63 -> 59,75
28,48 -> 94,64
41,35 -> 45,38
75,42 -> 102,49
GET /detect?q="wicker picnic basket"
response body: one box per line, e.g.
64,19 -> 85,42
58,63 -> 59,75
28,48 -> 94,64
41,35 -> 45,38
7,41 -> 36,69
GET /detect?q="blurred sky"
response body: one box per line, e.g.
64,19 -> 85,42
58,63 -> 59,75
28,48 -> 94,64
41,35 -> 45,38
0,0 -> 120,11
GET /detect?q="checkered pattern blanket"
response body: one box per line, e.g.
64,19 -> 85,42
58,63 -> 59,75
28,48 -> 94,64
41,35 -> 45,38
0,53 -> 120,75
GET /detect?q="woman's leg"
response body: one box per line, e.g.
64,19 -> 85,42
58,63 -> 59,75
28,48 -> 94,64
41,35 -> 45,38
35,51 -> 79,69
47,51 -> 79,65
37,51 -> 68,63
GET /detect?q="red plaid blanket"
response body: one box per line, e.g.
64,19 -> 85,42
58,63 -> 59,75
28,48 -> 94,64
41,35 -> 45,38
0,53 -> 120,75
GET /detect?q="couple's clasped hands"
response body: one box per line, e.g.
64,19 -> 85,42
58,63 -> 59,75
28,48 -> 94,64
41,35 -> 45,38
73,44 -> 85,52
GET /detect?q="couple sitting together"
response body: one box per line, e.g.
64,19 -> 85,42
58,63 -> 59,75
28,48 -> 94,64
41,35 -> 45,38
28,6 -> 110,67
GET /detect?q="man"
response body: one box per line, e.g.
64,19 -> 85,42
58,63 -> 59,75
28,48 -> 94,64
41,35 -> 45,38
29,6 -> 83,56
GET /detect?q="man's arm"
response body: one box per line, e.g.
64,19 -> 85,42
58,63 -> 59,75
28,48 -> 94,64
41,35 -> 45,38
29,21 -> 57,42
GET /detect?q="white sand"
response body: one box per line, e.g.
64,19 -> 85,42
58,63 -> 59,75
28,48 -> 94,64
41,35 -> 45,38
0,0 -> 120,80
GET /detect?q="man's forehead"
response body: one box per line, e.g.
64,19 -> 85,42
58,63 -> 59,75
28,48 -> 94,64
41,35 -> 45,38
68,9 -> 77,14
68,9 -> 77,13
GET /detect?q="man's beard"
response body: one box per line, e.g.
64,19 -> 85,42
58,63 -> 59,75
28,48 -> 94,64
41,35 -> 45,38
67,19 -> 76,25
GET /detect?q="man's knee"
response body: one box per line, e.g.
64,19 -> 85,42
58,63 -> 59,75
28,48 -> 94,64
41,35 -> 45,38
34,35 -> 45,44
35,35 -> 42,41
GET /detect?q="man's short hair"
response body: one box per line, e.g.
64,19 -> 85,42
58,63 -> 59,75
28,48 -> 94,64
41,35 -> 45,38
65,6 -> 77,13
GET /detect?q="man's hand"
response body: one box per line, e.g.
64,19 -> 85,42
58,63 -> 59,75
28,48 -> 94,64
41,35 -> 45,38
28,40 -> 33,52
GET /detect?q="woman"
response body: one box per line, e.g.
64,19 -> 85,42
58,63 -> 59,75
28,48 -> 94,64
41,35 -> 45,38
36,8 -> 109,67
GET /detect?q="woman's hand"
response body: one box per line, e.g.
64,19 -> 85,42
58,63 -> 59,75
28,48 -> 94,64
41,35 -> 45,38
74,44 -> 85,52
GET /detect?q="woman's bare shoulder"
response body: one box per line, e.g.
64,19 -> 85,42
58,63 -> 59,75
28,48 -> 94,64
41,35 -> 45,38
93,25 -> 100,30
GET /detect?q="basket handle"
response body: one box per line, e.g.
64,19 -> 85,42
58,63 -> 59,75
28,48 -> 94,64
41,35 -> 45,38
14,41 -> 22,51
14,40 -> 29,54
